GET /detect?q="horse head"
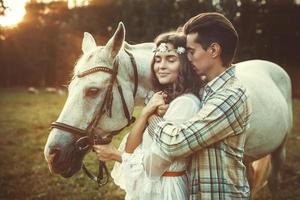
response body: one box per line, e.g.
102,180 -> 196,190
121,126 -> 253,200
44,22 -> 141,178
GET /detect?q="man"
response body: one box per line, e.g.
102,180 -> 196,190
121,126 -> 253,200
147,12 -> 251,199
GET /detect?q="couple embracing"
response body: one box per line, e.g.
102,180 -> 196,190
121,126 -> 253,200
94,12 -> 251,200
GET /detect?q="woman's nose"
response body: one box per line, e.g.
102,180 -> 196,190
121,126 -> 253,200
158,60 -> 167,69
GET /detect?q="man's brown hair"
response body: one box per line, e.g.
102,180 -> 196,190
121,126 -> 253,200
183,12 -> 238,67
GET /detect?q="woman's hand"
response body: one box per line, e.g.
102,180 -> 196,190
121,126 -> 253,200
93,144 -> 122,163
142,91 -> 167,117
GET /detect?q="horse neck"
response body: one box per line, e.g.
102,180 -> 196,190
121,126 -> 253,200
124,42 -> 155,104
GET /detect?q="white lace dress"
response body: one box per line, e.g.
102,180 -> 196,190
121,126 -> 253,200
111,93 -> 201,200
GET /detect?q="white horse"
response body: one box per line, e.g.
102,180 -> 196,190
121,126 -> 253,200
44,22 -> 292,198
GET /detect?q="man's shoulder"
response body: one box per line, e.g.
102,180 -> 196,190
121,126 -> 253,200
207,76 -> 249,105
221,76 -> 248,98
223,75 -> 244,89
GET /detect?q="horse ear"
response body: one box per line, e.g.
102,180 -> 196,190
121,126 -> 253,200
105,22 -> 125,58
82,32 -> 97,54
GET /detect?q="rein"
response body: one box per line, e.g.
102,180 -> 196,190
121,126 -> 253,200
51,49 -> 138,186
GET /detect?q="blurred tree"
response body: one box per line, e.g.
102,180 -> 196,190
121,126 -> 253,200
0,2 -> 69,87
0,0 -> 6,16
0,0 -> 299,96
118,0 -> 216,42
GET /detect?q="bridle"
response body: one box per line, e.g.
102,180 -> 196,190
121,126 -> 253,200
51,49 -> 138,186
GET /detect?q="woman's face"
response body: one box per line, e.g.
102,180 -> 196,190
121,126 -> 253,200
153,43 -> 181,85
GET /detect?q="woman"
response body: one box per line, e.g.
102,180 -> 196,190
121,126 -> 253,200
94,32 -> 202,200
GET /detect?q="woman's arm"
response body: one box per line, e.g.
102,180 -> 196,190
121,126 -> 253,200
125,91 -> 166,153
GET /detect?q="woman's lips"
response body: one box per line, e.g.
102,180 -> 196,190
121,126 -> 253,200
158,72 -> 170,77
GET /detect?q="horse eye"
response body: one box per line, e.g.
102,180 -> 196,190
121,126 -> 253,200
86,87 -> 100,97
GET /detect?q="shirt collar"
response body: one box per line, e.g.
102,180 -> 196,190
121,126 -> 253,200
204,65 -> 236,93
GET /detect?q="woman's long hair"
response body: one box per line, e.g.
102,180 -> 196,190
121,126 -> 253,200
151,32 -> 201,103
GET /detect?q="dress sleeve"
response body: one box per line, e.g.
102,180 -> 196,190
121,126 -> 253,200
144,94 -> 201,178
110,133 -> 129,190
111,133 -> 145,199
164,94 -> 201,123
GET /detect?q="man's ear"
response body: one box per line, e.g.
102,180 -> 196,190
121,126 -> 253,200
209,43 -> 221,58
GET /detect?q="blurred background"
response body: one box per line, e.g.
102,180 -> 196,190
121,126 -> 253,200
0,0 -> 299,200
0,0 -> 299,96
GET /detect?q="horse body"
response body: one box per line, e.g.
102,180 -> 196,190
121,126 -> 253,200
44,23 -> 292,198
235,60 -> 292,159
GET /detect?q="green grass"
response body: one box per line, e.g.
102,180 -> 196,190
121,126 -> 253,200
0,88 -> 133,200
0,88 -> 299,200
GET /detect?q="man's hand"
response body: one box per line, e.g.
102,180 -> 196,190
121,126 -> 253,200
93,143 -> 122,162
156,104 -> 169,117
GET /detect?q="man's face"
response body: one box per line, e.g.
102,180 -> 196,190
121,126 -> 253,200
186,32 -> 212,77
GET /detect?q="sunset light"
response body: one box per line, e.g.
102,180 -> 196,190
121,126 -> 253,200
0,0 -> 90,28
0,0 -> 27,28
35,0 -> 90,9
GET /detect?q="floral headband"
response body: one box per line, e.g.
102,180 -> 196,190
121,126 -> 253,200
153,43 -> 186,54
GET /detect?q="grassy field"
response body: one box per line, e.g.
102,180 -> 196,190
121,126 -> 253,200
0,88 -> 299,200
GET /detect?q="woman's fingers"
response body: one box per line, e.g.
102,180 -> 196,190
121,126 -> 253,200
93,144 -> 121,162
152,91 -> 166,102
96,154 -> 110,162
93,144 -> 112,157
142,91 -> 168,117
93,145 -> 105,153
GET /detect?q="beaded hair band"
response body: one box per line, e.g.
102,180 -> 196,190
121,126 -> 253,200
153,43 -> 186,54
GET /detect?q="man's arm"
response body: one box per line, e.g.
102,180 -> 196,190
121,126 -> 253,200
148,87 -> 250,159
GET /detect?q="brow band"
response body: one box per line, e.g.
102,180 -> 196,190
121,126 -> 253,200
77,67 -> 115,78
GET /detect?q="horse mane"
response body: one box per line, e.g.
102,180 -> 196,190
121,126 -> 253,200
124,41 -> 155,52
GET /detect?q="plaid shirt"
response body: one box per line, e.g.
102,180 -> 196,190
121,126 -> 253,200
148,66 -> 251,200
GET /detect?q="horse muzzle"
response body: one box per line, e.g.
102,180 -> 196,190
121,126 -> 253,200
44,130 -> 84,178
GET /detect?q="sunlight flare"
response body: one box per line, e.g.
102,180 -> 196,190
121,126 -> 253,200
0,0 -> 90,28
0,0 -> 27,28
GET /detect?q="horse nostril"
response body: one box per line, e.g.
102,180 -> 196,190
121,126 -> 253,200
48,147 -> 61,164
47,147 -> 61,173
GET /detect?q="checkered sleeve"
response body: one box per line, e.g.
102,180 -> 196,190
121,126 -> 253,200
151,87 -> 250,159
147,115 -> 165,138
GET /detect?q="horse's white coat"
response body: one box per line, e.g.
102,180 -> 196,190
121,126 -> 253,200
236,60 -> 292,159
